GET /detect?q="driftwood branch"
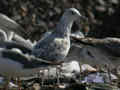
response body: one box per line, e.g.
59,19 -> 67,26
71,37 -> 120,56
72,37 -> 120,45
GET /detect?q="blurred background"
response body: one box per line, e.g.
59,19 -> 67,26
0,0 -> 120,40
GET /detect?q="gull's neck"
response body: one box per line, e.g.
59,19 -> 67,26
55,15 -> 74,37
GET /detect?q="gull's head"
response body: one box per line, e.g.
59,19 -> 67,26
63,8 -> 83,21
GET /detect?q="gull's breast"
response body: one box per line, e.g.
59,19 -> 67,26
53,37 -> 70,58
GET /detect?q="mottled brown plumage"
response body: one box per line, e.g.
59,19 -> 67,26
32,8 -> 84,62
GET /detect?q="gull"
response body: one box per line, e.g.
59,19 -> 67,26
0,13 -> 26,37
0,13 -> 34,50
0,13 -> 34,52
32,8 -> 86,63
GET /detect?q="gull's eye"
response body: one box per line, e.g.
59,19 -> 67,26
71,11 -> 75,15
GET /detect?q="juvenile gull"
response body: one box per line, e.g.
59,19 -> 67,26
32,8 -> 85,63
0,13 -> 26,36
